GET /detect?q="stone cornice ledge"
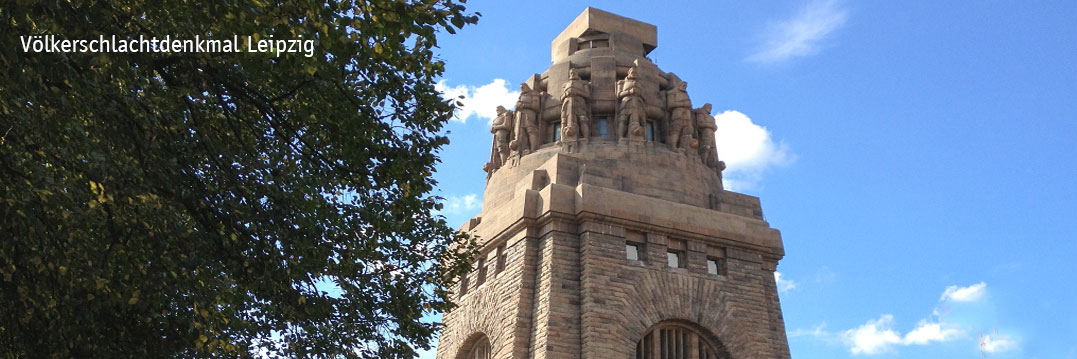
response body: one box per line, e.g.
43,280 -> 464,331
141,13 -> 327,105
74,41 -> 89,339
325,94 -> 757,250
572,183 -> 784,253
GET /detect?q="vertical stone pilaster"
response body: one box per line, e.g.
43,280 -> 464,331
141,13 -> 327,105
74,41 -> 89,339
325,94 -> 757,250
590,56 -> 617,115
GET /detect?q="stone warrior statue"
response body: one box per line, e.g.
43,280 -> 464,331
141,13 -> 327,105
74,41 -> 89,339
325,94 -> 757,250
510,83 -> 542,155
560,68 -> 591,141
695,103 -> 724,171
484,105 -> 514,173
666,80 -> 696,150
617,66 -> 646,139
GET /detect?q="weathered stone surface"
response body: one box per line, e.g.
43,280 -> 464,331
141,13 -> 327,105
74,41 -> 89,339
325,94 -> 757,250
551,7 -> 657,63
486,106 -> 515,173
439,8 -> 790,359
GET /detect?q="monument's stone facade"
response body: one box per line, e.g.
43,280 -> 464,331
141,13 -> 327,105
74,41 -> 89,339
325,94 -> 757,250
438,8 -> 790,359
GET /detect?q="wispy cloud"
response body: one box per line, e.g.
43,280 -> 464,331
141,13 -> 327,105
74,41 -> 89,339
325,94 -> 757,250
435,79 -> 519,123
713,110 -> 794,191
437,193 -> 480,215
940,282 -> 987,302
747,0 -> 849,63
789,322 -> 831,339
981,333 -> 1018,353
814,266 -> 837,284
775,272 -> 798,293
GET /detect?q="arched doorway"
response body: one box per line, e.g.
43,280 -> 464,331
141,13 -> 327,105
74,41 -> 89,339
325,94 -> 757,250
634,321 -> 731,359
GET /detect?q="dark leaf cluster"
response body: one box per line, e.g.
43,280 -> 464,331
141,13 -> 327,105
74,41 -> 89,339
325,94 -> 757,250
0,0 -> 479,358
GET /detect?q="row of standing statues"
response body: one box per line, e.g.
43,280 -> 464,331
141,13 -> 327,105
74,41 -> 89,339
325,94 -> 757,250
484,66 -> 725,175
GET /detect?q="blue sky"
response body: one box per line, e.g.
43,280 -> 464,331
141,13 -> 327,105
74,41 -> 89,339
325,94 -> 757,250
423,1 -> 1077,358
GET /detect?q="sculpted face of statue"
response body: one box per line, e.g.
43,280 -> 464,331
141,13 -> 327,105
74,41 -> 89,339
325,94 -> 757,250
569,69 -> 580,80
678,81 -> 688,91
520,83 -> 531,92
702,103 -> 712,114
496,105 -> 507,114
626,67 -> 637,80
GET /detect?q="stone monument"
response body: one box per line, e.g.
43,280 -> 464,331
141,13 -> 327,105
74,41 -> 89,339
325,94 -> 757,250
449,8 -> 790,359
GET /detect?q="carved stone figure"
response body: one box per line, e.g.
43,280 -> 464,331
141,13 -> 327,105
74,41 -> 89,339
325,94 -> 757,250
695,103 -> 719,168
510,83 -> 542,155
616,66 -> 646,139
666,81 -> 696,150
560,69 -> 591,141
489,105 -> 514,170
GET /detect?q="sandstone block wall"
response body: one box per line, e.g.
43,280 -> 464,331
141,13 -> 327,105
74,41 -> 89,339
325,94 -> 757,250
438,153 -> 789,359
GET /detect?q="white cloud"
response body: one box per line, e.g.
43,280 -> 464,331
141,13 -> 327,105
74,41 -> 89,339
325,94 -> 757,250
903,320 -> 962,345
747,0 -> 849,63
713,110 -> 794,190
843,315 -> 903,355
438,193 -> 480,215
435,79 -> 520,123
797,282 -> 1022,355
775,272 -> 798,293
981,333 -> 1018,353
940,282 -> 987,302
808,283 -> 995,355
840,316 -> 961,355
801,315 -> 963,355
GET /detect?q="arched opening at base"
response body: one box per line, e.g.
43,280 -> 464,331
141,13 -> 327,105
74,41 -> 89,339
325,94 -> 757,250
456,333 -> 491,359
635,320 -> 732,359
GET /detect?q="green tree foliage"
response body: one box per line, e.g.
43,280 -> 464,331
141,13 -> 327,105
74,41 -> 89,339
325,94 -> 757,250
0,1 -> 479,357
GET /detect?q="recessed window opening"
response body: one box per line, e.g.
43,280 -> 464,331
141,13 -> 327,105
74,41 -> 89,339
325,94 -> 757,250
707,246 -> 727,276
707,258 -> 725,275
666,250 -> 683,268
495,244 -> 506,274
627,230 -> 647,262
667,239 -> 686,268
627,242 -> 642,261
463,335 -> 491,359
476,256 -> 487,286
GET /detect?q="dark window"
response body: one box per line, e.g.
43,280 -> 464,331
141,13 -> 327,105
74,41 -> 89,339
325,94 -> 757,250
577,39 -> 610,51
706,246 -> 727,276
495,244 -> 506,274
596,116 -> 608,137
475,257 -> 486,287
666,250 -> 683,268
627,243 -> 641,261
707,258 -> 725,275
645,121 -> 656,141
552,121 -> 562,141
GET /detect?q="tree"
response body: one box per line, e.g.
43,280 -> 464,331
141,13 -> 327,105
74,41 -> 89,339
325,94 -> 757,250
0,1 -> 479,357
